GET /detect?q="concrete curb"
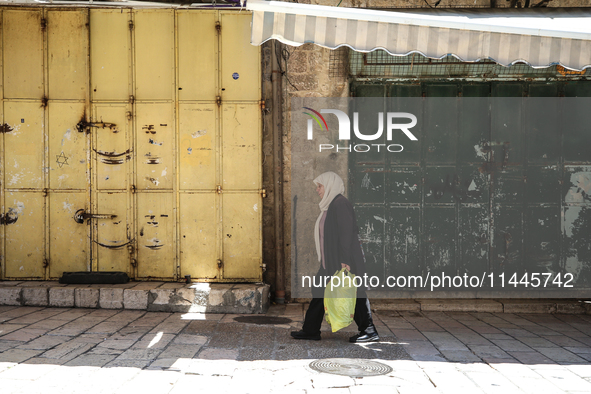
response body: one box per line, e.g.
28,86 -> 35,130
0,281 -> 271,314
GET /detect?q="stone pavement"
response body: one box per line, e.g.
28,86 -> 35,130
1,303 -> 591,393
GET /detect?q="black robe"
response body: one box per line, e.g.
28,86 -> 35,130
322,194 -> 367,278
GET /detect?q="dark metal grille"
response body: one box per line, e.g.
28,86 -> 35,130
349,50 -> 591,79
329,46 -> 350,78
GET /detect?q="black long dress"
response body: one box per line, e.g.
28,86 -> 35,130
302,194 -> 375,335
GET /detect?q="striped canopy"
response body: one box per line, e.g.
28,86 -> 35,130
247,0 -> 591,71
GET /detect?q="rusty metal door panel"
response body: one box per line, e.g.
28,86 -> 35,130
525,206 -> 560,273
90,9 -> 131,101
492,206 -> 523,272
459,206 -> 489,275
563,166 -> 591,286
179,103 -> 217,190
351,81 -> 591,292
356,206 -> 385,278
353,168 -> 385,204
425,167 -> 457,204
526,166 -> 561,204
177,11 -> 217,101
424,86 -> 457,164
49,192 -> 88,278
563,206 -> 591,287
525,99 -> 560,164
4,102 -> 45,189
352,96 -> 386,165
387,87 -> 422,164
136,193 -> 174,279
47,10 -> 88,100
48,102 -> 88,190
386,207 -> 420,277
563,97 -> 591,164
458,96 -> 491,164
564,166 -> 591,204
4,192 -> 44,278
94,104 -> 131,190
220,12 -> 260,102
493,167 -> 524,204
136,103 -> 173,190
3,10 -> 43,99
424,207 -> 456,275
222,193 -> 261,280
134,10 -> 174,100
180,193 -> 219,279
458,165 -> 489,204
95,192 -> 130,273
386,168 -> 421,204
222,103 -> 261,189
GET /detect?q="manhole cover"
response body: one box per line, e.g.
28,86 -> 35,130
233,316 -> 292,325
309,358 -> 393,377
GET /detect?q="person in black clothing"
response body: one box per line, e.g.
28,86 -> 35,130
291,171 -> 379,343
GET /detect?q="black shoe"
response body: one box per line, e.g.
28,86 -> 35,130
291,330 -> 321,341
349,326 -> 379,343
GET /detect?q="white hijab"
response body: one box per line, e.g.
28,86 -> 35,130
313,172 -> 345,262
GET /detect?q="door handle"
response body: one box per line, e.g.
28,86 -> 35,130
76,120 -> 117,133
74,209 -> 117,224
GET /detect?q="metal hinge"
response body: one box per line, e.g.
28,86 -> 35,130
216,96 -> 222,106
260,189 -> 267,198
43,259 -> 49,268
215,21 -> 221,34
43,188 -> 48,197
217,259 -> 223,269
130,185 -> 136,194
129,95 -> 135,105
126,111 -> 132,121
129,20 -> 134,30
259,100 -> 266,110
41,18 -> 47,31
216,185 -> 223,194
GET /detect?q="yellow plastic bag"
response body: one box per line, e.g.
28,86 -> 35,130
324,268 -> 357,332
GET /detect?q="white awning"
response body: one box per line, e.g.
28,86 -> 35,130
247,0 -> 591,71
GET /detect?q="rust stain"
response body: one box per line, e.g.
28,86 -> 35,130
97,149 -> 131,165
145,244 -> 164,250
0,209 -> 18,225
143,125 -> 156,134
96,149 -> 132,158
0,123 -> 13,133
146,158 -> 161,165
96,241 -> 130,249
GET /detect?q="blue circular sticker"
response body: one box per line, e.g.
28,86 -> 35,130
232,72 -> 239,80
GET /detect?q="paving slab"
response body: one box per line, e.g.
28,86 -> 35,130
1,305 -> 591,393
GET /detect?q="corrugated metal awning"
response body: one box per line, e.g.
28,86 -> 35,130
246,0 -> 591,71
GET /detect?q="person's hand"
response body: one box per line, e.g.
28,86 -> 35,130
341,263 -> 351,271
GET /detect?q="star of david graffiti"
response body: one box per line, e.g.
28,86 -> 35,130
56,152 -> 69,168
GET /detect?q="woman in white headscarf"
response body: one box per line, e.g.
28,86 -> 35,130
291,171 -> 379,343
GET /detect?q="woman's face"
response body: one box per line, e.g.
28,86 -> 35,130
316,183 -> 325,199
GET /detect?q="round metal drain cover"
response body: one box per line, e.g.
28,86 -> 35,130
309,358 -> 393,377
233,316 -> 292,325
